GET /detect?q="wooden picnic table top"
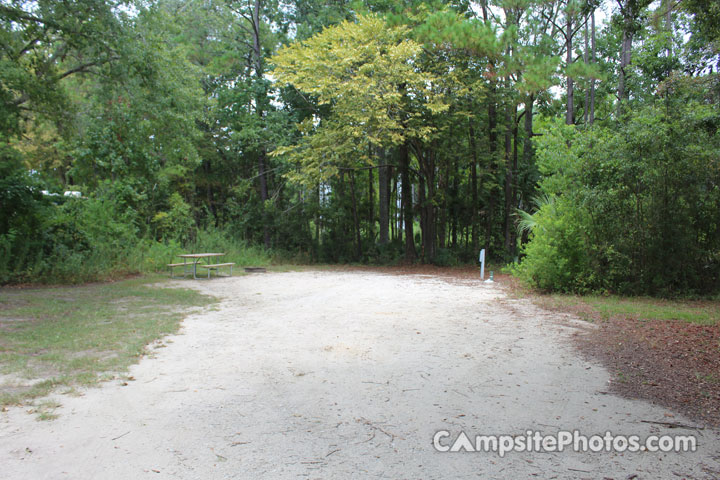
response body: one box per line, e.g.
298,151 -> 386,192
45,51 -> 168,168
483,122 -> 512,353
178,253 -> 226,259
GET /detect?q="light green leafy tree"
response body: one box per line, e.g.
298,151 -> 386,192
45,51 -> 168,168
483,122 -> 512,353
271,14 -> 449,185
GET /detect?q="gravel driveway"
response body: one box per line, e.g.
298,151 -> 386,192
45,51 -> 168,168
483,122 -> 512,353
1,270 -> 718,479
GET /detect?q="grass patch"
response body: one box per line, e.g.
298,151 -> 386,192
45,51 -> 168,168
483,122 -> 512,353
34,399 -> 62,421
0,275 -> 216,409
542,294 -> 719,326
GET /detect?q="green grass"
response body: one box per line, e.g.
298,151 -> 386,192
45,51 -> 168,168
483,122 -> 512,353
0,275 -> 216,409
545,294 -> 719,326
128,233 -> 275,278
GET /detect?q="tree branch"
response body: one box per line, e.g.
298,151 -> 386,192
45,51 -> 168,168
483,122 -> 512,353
14,34 -> 44,60
58,57 -> 118,80
0,6 -> 62,30
541,11 -> 567,41
11,55 -> 118,107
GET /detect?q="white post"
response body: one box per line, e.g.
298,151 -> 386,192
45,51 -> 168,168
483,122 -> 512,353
479,249 -> 485,280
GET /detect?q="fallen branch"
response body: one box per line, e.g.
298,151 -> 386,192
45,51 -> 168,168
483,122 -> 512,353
111,431 -> 130,441
356,417 -> 403,440
356,431 -> 376,444
640,420 -> 705,430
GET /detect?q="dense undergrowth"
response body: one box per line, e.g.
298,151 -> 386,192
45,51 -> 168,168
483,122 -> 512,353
0,187 -> 273,284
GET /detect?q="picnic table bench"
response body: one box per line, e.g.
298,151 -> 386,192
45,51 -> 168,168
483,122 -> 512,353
197,262 -> 235,278
168,253 -> 234,279
167,262 -> 193,278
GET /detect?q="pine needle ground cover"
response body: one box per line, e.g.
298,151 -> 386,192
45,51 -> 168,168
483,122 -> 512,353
536,293 -> 720,426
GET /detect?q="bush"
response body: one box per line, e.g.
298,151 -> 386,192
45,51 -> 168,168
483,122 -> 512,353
0,182 -> 273,284
512,197 -> 597,293
152,193 -> 194,243
433,248 -> 459,267
28,195 -> 139,283
188,228 -> 271,267
514,100 -> 720,296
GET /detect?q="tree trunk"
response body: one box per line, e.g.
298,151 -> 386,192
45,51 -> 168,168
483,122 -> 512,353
391,169 -> 397,242
511,107 -> 519,257
437,158 -> 448,250
418,171 -> 437,263
523,94 -> 534,174
338,172 -> 349,253
520,94 -> 535,248
315,185 -> 321,255
617,29 -> 632,114
426,185 -> 436,262
566,12 -> 574,125
451,212 -> 458,248
451,155 -> 459,249
400,142 -> 416,261
416,146 -> 437,263
378,157 -> 389,245
423,150 -> 437,262
481,0 -> 496,257
367,156 -> 374,240
469,120 -> 479,253
617,0 -> 642,116
419,173 -> 427,260
393,171 -> 399,241
257,150 -> 270,247
504,105 -> 512,255
590,11 -> 596,125
349,170 -> 362,260
665,0 -> 672,57
486,83 -> 498,256
251,0 -> 270,248
584,17 -> 589,125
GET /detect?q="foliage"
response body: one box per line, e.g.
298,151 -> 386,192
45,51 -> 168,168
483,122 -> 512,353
0,0 -> 718,297
152,193 -> 193,243
0,0 -> 127,137
271,14 -> 449,184
512,194 -> 596,293
0,188 -> 271,284
514,87 -> 720,295
0,144 -> 44,239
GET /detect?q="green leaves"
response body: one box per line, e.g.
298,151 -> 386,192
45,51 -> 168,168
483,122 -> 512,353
0,0 -> 129,137
271,14 -> 448,185
518,87 -> 720,295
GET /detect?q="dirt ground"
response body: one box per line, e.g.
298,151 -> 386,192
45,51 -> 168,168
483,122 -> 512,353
0,270 -> 718,479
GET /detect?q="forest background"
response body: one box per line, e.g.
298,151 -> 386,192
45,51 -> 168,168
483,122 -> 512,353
1,0 -> 719,296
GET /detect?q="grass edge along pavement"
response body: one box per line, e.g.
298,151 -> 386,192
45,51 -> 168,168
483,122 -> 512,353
0,274 -> 217,419
522,286 -> 720,427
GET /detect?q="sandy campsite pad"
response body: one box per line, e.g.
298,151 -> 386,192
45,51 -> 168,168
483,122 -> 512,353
1,270 -> 718,479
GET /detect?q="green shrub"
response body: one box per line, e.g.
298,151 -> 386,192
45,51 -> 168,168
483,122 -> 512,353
514,100 -> 720,296
512,197 -> 596,293
433,248 -> 459,267
189,228 -> 272,267
152,193 -> 194,243
0,179 -> 272,283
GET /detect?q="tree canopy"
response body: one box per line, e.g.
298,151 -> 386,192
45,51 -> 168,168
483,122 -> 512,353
1,0 -> 718,294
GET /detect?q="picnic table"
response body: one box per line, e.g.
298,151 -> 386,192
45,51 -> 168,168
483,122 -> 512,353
168,253 -> 234,279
